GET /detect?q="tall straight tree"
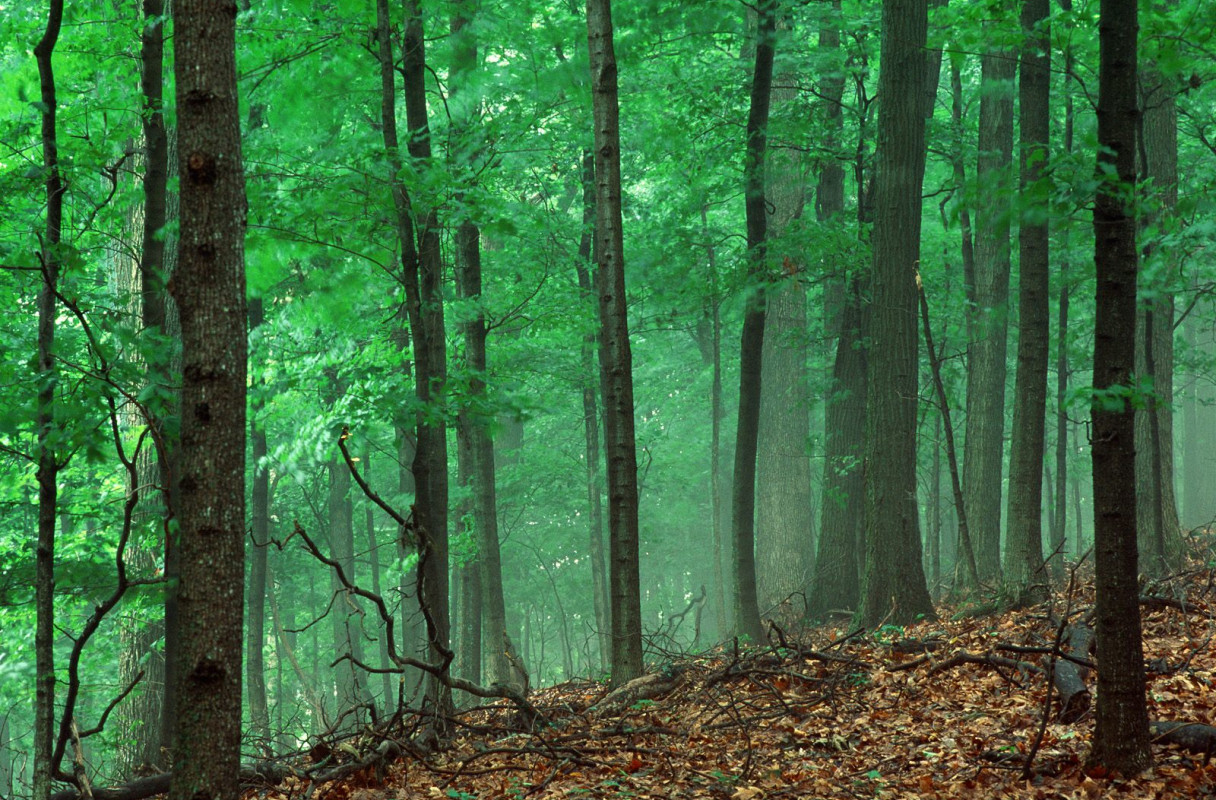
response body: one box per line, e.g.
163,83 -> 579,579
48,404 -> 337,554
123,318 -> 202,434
731,0 -> 776,643
855,0 -> 935,627
756,13 -> 812,614
32,2 -> 63,798
963,39 -> 1016,585
451,0 -> 514,692
811,0 -> 866,618
575,151 -> 613,669
587,0 -> 643,686
1135,58 -> 1182,575
1003,0 -> 1050,605
402,0 -> 453,716
1087,0 -> 1151,775
168,0 -> 248,795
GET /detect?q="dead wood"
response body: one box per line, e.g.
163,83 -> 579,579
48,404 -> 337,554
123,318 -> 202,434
1151,720 -> 1216,756
588,670 -> 686,717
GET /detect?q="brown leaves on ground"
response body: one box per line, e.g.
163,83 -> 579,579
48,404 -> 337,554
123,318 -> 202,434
245,560 -> 1216,800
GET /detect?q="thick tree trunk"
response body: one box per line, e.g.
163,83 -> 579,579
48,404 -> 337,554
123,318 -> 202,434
730,0 -> 776,643
1087,0 -> 1151,775
1002,0 -> 1051,606
756,57 -> 813,615
167,0 -> 248,794
33,3 -> 64,797
587,0 -> 644,686
963,45 -> 1015,585
812,274 -> 867,617
855,0 -> 935,628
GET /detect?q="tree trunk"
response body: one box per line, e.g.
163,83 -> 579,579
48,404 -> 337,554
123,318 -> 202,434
246,297 -> 272,745
167,0 -> 248,793
855,0 -> 935,628
32,2 -> 64,796
1002,0 -> 1051,606
963,44 -> 1015,585
756,50 -> 813,615
401,0 -> 453,720
576,151 -> 613,671
810,0 -> 864,619
1087,0 -> 1151,775
363,453 -> 394,710
450,1 -> 514,696
329,453 -> 366,721
730,0 -> 776,643
1135,62 -> 1183,575
586,0 -> 644,686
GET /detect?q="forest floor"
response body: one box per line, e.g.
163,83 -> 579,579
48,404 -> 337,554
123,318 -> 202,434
249,557 -> 1216,800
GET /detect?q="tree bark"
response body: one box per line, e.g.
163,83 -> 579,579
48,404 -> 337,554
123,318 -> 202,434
855,0 -> 935,627
587,0 -> 644,686
33,2 -> 64,796
756,43 -> 813,615
576,151 -> 613,671
1135,62 -> 1182,575
1087,0 -> 1151,775
1002,0 -> 1051,606
167,0 -> 248,794
963,44 -> 1015,585
731,0 -> 776,643
246,297 -> 272,745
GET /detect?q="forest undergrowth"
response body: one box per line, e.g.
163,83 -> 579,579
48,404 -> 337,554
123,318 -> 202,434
242,551 -> 1216,800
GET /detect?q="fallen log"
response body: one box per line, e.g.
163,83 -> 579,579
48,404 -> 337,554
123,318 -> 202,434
1151,720 -> 1216,756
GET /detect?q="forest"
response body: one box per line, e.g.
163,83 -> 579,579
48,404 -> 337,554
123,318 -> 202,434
1,0 -> 1215,796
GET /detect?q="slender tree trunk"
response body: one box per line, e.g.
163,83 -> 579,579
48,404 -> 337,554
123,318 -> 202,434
246,297 -> 272,745
1087,0 -> 1151,775
329,452 -> 366,721
1135,62 -> 1182,575
1054,11 -> 1076,563
363,453 -> 394,709
950,62 -> 975,330
33,3 -> 64,796
855,0 -> 935,627
400,0 -> 453,720
450,1 -> 514,695
730,0 -> 776,643
1003,0 -> 1051,606
576,151 -> 613,671
963,44 -> 1015,585
168,0 -> 248,793
587,0 -> 644,686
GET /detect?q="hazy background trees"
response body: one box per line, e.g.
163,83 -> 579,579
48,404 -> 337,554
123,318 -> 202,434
0,0 -> 1214,790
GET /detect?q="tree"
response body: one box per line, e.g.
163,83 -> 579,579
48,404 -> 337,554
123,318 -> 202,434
587,0 -> 643,686
1087,0 -> 1151,775
855,0 -> 935,628
451,0 -> 515,693
246,297 -> 272,744
962,32 -> 1016,585
32,2 -> 64,797
1135,44 -> 1183,576
810,0 -> 865,619
1002,0 -> 1051,605
167,0 -> 248,795
756,11 -> 813,616
731,0 -> 776,643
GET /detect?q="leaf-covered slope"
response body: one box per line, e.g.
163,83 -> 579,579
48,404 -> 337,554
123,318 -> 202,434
239,560 -> 1216,800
